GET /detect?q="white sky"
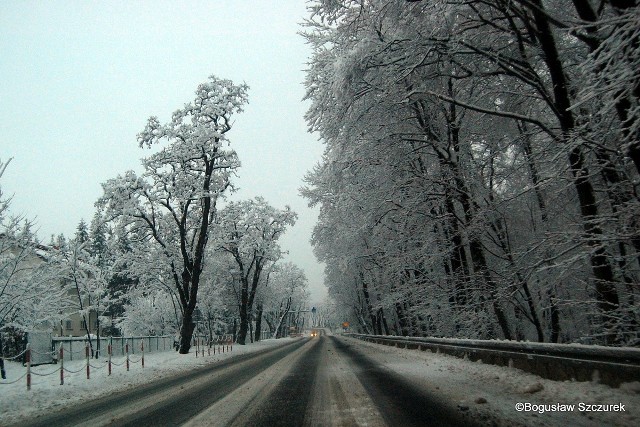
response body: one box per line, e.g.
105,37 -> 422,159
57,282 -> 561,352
0,1 -> 327,302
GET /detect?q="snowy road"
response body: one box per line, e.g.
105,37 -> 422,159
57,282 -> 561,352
9,333 -> 472,427
6,332 -> 637,426
187,332 -> 470,426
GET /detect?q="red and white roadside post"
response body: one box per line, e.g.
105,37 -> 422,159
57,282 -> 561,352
108,344 -> 112,376
26,343 -> 31,391
126,341 -> 130,371
85,343 -> 90,379
59,344 -> 64,385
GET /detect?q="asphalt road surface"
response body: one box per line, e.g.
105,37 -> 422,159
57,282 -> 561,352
13,332 -> 477,426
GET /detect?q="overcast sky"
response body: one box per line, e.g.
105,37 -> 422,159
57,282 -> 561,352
0,1 -> 327,303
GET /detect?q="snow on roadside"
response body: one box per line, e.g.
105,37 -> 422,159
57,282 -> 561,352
342,335 -> 640,427
0,338 -> 295,425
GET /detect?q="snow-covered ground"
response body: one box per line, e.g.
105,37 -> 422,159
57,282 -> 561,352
0,338 -> 295,425
2,334 -> 638,426
343,336 -> 640,427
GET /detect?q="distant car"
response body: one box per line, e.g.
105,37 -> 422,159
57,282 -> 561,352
310,329 -> 320,337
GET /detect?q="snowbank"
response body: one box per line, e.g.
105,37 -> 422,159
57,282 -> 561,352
344,336 -> 640,427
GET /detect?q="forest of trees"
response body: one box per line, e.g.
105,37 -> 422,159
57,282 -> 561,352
0,77 -> 310,354
302,0 -> 639,345
2,1 -> 639,355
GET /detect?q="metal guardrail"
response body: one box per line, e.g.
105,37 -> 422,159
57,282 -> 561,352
346,333 -> 640,387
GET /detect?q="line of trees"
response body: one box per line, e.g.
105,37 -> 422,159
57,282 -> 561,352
302,0 -> 639,345
1,76 -> 309,354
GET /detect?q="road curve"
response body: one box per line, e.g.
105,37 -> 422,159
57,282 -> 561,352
13,333 -> 477,426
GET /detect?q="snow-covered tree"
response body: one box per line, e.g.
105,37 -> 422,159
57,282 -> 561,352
302,0 -> 640,345
55,233 -> 68,251
97,76 -> 247,353
50,237 -> 122,356
118,286 -> 179,337
261,262 -> 309,339
89,214 -> 108,264
215,197 -> 297,344
196,257 -> 235,344
0,159 -> 71,338
75,219 -> 89,244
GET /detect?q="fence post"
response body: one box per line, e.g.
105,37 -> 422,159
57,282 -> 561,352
26,343 -> 31,391
85,343 -> 90,379
126,341 -> 130,371
141,340 -> 145,369
59,344 -> 64,385
69,340 -> 73,361
108,344 -> 112,376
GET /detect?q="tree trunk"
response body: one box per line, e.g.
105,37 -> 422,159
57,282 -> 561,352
179,311 -> 195,354
548,287 -> 561,343
254,303 -> 263,342
249,314 -> 254,344
395,302 -> 410,336
379,307 -> 390,335
360,273 -> 377,334
95,315 -> 100,359
264,317 -> 274,338
237,306 -> 249,345
236,260 -> 263,345
232,318 -> 237,343
237,276 -> 250,345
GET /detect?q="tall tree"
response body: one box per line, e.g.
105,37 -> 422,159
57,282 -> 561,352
75,219 -> 89,244
216,197 -> 297,345
260,262 -> 309,339
97,76 -> 247,353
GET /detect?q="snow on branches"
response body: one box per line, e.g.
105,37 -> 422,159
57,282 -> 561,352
97,76 -> 248,354
302,0 -> 640,345
215,197 -> 297,345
